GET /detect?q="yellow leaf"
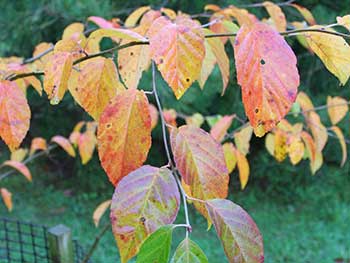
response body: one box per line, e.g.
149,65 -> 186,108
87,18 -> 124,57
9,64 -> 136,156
337,15 -> 350,31
125,6 -> 151,27
330,126 -> 347,167
234,148 -> 250,190
327,96 -> 349,125
43,52 -> 73,105
3,160 -> 32,181
11,148 -> 28,162
265,133 -> 275,156
62,22 -> 85,40
301,131 -> 316,163
263,1 -> 287,31
304,26 -> 350,85
310,151 -> 323,175
1,188 -> 12,211
160,8 -> 177,20
148,16 -> 205,99
307,111 -> 328,152
29,137 -> 47,155
93,199 -> 111,227
234,125 -> 253,156
69,57 -> 124,120
290,4 -> 316,25
288,135 -> 305,165
296,92 -> 314,113
222,142 -> 237,173
274,129 -> 288,162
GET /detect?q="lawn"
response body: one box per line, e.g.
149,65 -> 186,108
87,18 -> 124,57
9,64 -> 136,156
1,152 -> 349,263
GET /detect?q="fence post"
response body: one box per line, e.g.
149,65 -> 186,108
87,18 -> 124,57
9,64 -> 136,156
48,224 -> 74,263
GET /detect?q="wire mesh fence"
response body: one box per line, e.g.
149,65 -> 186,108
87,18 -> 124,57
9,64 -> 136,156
0,217 -> 91,263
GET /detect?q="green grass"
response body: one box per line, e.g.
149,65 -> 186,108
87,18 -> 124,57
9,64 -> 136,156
1,155 -> 349,263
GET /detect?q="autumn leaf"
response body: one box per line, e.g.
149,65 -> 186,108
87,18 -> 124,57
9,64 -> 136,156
290,4 -> 316,25
97,89 -> 152,186
62,22 -> 85,40
0,80 -> 31,151
224,6 -> 257,27
148,15 -> 205,99
69,57 -> 124,120
288,135 -> 305,165
234,124 -> 253,155
160,7 -> 177,20
199,29 -> 230,94
29,137 -> 47,155
263,1 -> 287,31
171,237 -> 209,263
43,51 -> 73,105
301,131 -> 316,164
265,133 -> 275,156
330,126 -> 347,167
185,113 -> 204,128
310,151 -> 323,175
337,15 -> 350,31
222,143 -> 237,174
51,135 -> 76,157
274,129 -> 288,162
296,91 -> 314,113
3,160 -> 32,182
209,14 -> 239,47
87,28 -> 148,43
93,199 -> 111,227
171,125 -> 229,220
11,148 -> 28,162
234,22 -> 299,137
118,10 -> 161,89
88,16 -> 121,29
234,147 -> 250,190
163,109 -> 177,128
110,166 -> 180,263
124,6 -> 151,27
149,104 -> 159,130
78,129 -> 97,165
327,96 -> 349,125
136,225 -> 174,263
307,111 -> 328,152
210,115 -> 234,142
1,188 -> 12,211
205,199 -> 264,263
303,26 -> 350,85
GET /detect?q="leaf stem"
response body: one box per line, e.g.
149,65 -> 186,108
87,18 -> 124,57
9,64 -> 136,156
151,61 -> 192,237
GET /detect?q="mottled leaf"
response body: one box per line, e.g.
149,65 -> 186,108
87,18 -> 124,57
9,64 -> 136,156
93,199 -> 111,227
288,135 -> 305,165
234,22 -> 299,137
206,199 -> 264,263
110,166 -> 180,263
274,129 -> 288,162
171,125 -> 229,219
3,160 -> 32,181
327,96 -> 348,125
70,57 -> 124,120
137,225 -> 174,263
97,89 -> 151,186
0,80 -> 30,151
171,237 -> 209,263
51,135 -> 76,157
149,16 -> 205,99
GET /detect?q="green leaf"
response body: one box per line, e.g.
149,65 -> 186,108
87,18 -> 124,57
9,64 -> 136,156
137,225 -> 174,263
205,199 -> 264,263
171,238 -> 208,263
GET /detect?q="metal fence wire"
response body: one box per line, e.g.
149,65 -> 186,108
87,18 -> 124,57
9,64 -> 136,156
0,217 -> 91,263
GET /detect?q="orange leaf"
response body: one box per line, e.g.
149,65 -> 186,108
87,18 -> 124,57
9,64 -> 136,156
29,137 -> 47,155
93,199 -> 111,227
51,135 -> 76,157
148,104 -> 159,130
310,151 -> 323,175
234,147 -> 250,189
307,111 -> 328,152
149,16 -> 205,99
3,160 -> 32,181
263,1 -> 287,31
301,131 -> 316,164
0,80 -> 31,151
1,188 -> 12,211
118,10 -> 161,89
43,52 -> 73,105
234,22 -> 299,137
171,125 -> 229,220
210,115 -> 234,142
327,96 -> 349,125
224,6 -> 257,27
330,126 -> 347,167
97,89 -> 152,186
78,129 -> 97,165
69,57 -> 124,120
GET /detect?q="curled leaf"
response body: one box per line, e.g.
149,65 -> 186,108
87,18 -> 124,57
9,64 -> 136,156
93,199 -> 111,227
51,135 -> 76,157
1,188 -> 12,211
3,160 -> 32,182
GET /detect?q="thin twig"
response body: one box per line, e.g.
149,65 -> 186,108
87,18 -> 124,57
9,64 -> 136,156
288,101 -> 350,115
0,145 -> 57,181
22,45 -> 54,65
240,0 -> 295,8
81,223 -> 110,263
151,61 -> 192,236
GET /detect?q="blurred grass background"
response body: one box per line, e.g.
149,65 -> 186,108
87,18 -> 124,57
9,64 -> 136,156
0,0 -> 349,262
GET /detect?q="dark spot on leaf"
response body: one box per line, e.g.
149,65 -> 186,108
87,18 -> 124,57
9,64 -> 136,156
159,58 -> 163,64
186,78 -> 190,82
140,217 -> 146,223
119,65 -> 122,70
260,59 -> 265,65
130,52 -> 134,56
106,123 -> 112,129
255,108 -> 259,113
